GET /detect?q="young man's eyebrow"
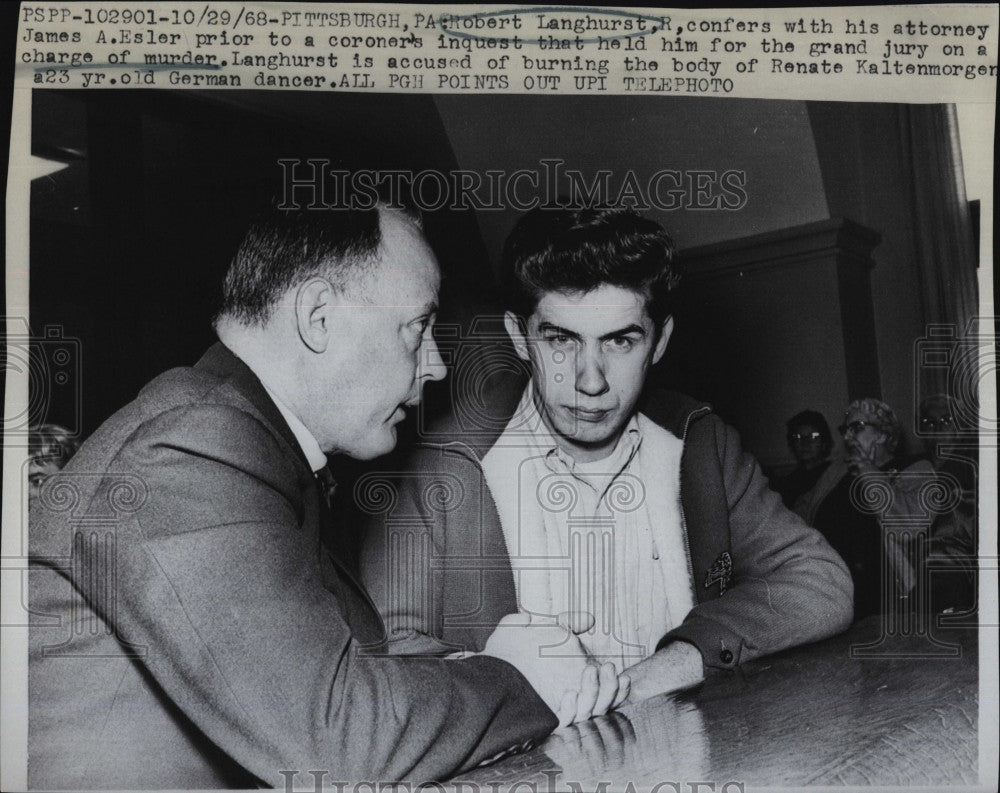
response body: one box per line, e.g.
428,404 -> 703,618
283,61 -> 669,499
599,324 -> 646,341
536,322 -> 647,341
537,322 -> 582,339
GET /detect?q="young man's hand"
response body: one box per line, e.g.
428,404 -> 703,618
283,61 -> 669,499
554,662 -> 631,728
619,640 -> 704,703
481,612 -> 629,724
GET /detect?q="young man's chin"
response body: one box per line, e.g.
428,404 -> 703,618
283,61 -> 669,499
556,419 -> 624,455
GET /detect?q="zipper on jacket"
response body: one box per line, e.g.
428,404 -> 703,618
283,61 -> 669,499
680,405 -> 712,602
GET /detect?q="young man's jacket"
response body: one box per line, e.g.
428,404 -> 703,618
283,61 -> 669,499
360,373 -> 854,671
28,343 -> 556,790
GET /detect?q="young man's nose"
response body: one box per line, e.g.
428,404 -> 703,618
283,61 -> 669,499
575,351 -> 609,397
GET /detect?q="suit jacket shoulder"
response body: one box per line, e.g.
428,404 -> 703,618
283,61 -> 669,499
30,344 -> 556,788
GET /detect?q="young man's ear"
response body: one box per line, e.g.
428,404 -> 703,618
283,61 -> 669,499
651,315 -> 674,365
295,278 -> 335,353
504,311 -> 531,362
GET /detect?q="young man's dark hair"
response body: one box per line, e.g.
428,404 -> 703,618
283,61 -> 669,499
501,206 -> 680,325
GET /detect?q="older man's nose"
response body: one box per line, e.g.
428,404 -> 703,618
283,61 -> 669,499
420,336 -> 447,383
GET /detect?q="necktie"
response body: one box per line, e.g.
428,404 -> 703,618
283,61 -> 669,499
315,465 -> 338,510
313,465 -> 386,648
314,465 -> 345,562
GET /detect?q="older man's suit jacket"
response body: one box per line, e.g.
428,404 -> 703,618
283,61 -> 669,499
28,344 -> 555,789
359,374 -> 854,671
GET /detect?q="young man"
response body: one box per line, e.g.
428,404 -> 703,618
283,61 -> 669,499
28,204 -> 620,789
361,206 -> 854,701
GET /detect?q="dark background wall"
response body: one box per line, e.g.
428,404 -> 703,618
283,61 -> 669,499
28,90 -> 970,469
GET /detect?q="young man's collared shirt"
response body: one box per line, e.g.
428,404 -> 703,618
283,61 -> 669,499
481,386 -> 694,672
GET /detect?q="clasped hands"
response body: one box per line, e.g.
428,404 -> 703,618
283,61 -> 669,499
481,612 -> 630,728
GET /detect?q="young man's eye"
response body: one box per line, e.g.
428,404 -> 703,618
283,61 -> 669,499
545,334 -> 573,348
606,336 -> 636,351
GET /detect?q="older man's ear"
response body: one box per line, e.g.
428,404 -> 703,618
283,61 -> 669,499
295,278 -> 335,353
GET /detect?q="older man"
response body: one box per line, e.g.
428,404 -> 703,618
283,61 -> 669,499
28,204 -> 619,789
361,206 -> 853,702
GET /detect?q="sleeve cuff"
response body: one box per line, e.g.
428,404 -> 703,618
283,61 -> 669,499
656,617 -> 747,670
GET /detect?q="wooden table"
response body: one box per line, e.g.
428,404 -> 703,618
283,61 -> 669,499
454,617 -> 981,790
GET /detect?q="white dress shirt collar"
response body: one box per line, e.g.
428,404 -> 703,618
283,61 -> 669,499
481,384 -> 692,670
256,380 -> 327,474
519,385 -> 642,476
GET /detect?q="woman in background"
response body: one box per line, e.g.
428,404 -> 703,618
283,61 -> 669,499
772,409 -> 834,510
797,399 -> 936,620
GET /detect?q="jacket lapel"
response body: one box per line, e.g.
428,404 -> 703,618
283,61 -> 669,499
195,343 -> 312,475
636,414 -> 697,613
481,441 -> 550,614
678,412 -> 733,604
195,343 -> 386,644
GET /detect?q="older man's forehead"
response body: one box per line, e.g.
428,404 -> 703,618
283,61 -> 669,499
379,206 -> 428,245
355,209 -> 439,298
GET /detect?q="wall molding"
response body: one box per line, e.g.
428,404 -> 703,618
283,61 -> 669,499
679,218 -> 882,281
